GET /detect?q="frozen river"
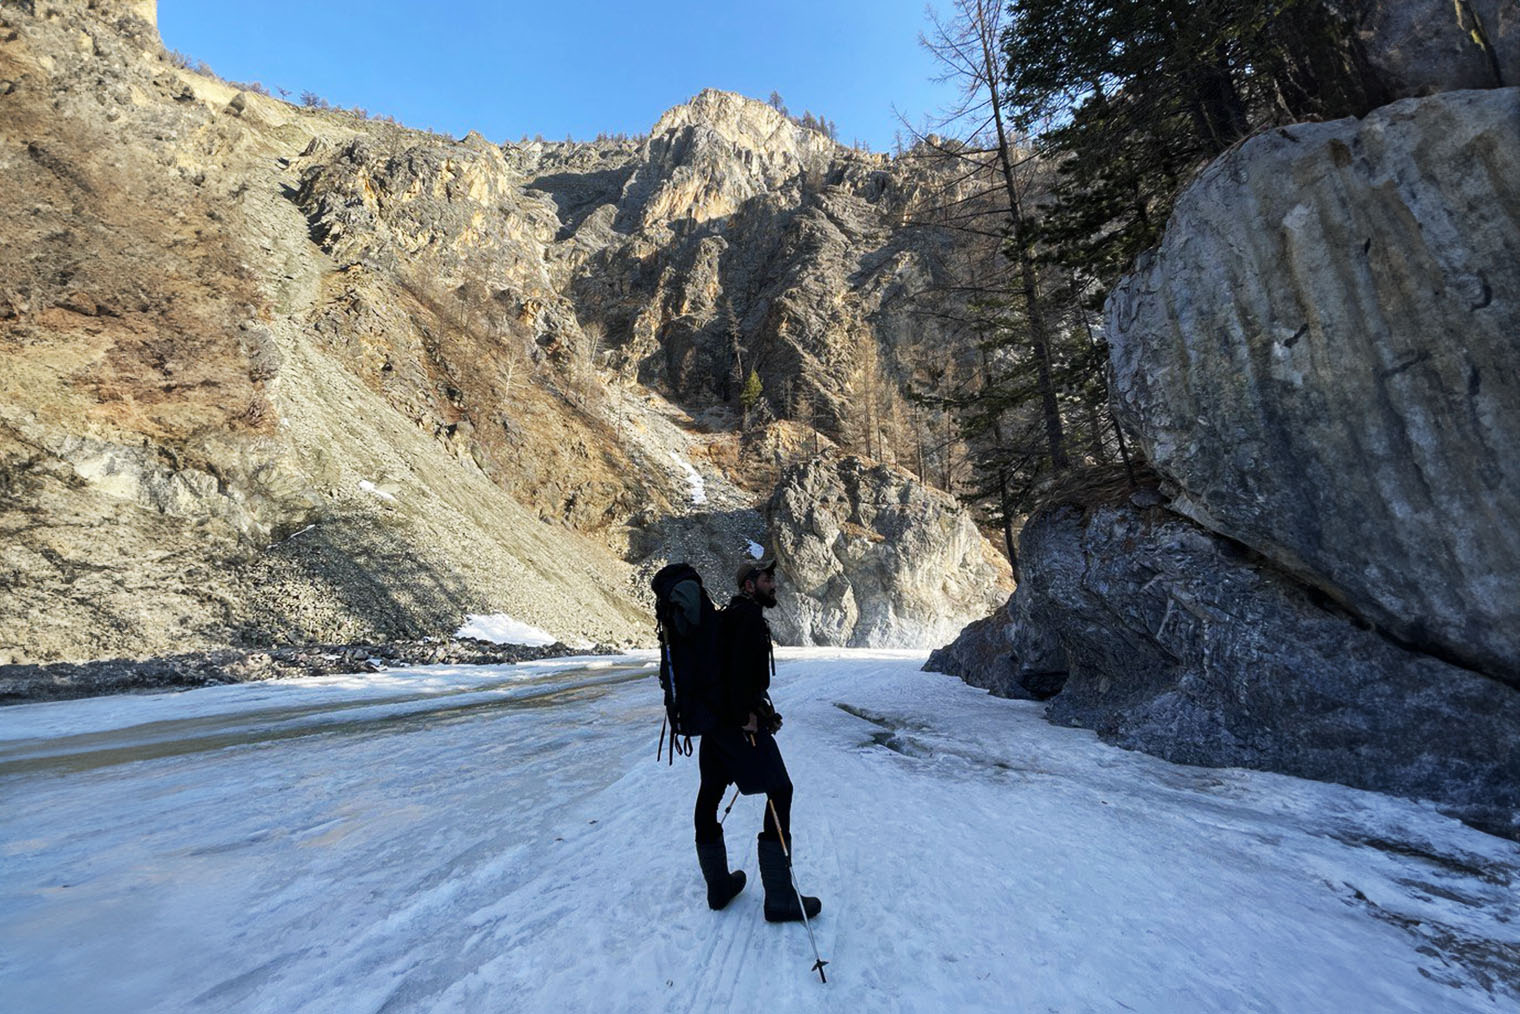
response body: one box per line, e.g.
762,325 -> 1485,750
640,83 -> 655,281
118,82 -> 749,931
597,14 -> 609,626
2,650 -> 1516,1012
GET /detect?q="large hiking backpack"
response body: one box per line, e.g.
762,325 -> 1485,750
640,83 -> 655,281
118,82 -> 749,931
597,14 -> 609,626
651,562 -> 722,762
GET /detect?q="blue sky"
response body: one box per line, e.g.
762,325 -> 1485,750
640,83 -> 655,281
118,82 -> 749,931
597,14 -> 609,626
159,1 -> 962,151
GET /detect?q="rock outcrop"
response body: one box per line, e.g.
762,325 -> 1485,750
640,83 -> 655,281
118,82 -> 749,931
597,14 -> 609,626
933,51 -> 1520,839
559,89 -> 974,440
618,90 -> 836,232
922,601 -> 1015,691
1019,498 -> 1520,840
766,455 -> 1011,647
926,563 -> 1066,702
1107,87 -> 1520,684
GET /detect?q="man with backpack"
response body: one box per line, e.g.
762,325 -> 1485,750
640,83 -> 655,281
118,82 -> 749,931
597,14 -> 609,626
710,557 -> 822,924
652,558 -> 822,922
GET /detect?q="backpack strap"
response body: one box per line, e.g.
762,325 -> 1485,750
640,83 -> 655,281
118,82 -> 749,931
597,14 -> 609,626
655,613 -> 694,763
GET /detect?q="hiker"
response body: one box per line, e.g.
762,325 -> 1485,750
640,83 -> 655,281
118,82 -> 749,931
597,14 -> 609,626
691,557 -> 822,923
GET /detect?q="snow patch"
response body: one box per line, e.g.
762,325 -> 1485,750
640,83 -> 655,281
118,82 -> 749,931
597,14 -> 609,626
357,479 -> 396,502
746,539 -> 765,559
456,614 -> 558,646
667,452 -> 706,505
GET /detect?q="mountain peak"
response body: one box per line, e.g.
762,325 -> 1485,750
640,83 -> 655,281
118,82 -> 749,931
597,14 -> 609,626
649,88 -> 835,158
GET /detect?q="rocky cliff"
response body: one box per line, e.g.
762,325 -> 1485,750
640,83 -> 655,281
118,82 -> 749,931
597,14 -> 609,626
0,0 -> 1000,663
766,454 -> 1011,647
0,2 -> 654,658
1107,86 -> 1520,685
931,8 -> 1520,838
557,88 -> 970,439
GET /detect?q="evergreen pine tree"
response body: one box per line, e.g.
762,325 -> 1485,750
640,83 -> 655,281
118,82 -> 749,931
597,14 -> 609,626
740,368 -> 764,427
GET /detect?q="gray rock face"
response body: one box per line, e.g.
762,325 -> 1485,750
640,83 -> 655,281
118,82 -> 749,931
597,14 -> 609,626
1107,87 -> 1520,684
765,455 -> 1011,647
923,601 -> 1016,693
1023,501 -> 1520,840
616,90 -> 836,233
1347,0 -> 1519,96
925,585 -> 1068,701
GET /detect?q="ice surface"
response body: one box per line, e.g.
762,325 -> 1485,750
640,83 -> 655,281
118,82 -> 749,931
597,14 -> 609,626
1,650 -> 1515,1012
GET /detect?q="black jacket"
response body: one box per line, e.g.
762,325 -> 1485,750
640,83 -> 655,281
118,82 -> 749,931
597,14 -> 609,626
718,593 -> 775,726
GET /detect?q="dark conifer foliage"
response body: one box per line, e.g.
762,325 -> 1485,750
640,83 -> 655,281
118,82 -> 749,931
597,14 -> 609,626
1003,0 -> 1385,307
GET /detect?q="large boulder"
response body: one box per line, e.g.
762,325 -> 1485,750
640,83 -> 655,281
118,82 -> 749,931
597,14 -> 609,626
1107,87 -> 1520,684
1023,499 -> 1520,840
766,454 -> 1011,647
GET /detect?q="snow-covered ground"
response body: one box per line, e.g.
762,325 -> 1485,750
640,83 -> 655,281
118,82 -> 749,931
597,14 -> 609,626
1,651 -> 1516,1013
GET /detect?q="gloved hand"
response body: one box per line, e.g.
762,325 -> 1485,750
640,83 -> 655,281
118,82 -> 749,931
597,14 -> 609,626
755,698 -> 783,735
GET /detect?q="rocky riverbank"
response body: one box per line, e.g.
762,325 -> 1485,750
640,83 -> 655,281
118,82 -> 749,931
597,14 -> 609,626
0,639 -> 622,706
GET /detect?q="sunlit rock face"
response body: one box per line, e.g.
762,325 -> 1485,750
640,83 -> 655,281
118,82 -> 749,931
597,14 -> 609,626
766,455 -> 1012,648
559,88 -> 973,442
0,3 -> 1007,663
620,89 -> 836,230
1107,87 -> 1520,684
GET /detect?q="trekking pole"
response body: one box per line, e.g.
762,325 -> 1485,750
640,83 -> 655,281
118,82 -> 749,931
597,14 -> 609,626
767,797 -> 829,983
717,786 -> 741,827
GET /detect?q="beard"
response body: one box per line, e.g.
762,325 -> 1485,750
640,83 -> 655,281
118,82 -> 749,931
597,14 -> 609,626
755,588 -> 778,608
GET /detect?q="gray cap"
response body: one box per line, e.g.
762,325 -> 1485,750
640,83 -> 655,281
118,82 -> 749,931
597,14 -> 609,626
736,557 -> 777,588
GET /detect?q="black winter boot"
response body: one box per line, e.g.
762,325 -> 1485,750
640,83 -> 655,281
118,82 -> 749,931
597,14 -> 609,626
757,834 -> 821,923
695,834 -> 746,910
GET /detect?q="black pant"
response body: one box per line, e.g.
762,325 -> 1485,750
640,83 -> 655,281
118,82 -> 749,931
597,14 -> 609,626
694,726 -> 793,846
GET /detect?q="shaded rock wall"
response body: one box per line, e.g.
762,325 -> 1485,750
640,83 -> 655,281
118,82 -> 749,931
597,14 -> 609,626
1023,500 -> 1520,840
931,493 -> 1520,839
1348,0 -> 1519,96
922,600 -> 1015,693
